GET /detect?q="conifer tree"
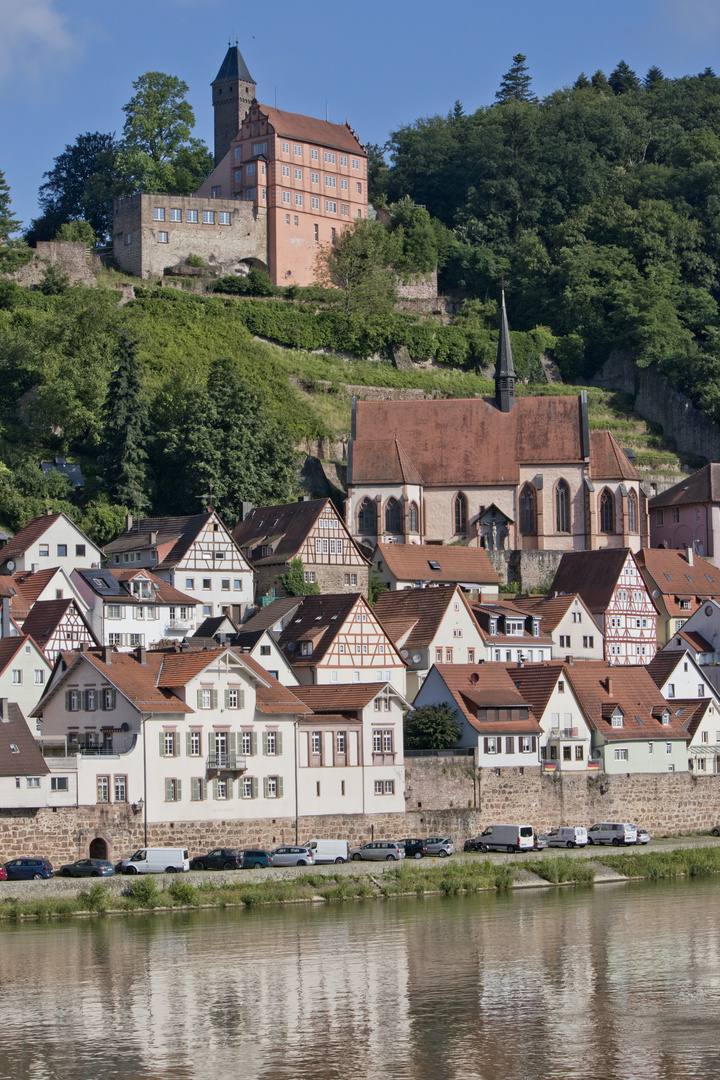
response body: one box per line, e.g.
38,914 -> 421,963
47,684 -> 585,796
0,169 -> 21,244
609,60 -> 640,95
644,65 -> 665,88
591,69 -> 611,92
573,72 -> 591,90
100,331 -> 151,513
495,54 -> 536,104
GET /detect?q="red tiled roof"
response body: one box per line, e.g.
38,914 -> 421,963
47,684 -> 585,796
671,698 -> 713,740
649,464 -> 720,509
550,549 -> 633,613
277,593 -> 404,668
256,105 -> 367,156
291,683 -> 406,712
47,650 -> 191,714
231,498 -> 369,567
0,703 -> 49,777
587,430 -> 639,480
512,594 -> 601,635
375,543 -> 499,586
677,629 -> 714,653
0,513 -> 59,557
110,569 -> 197,605
10,567 -> 60,604
21,600 -> 98,652
430,663 -> 542,736
564,662 -> 687,741
104,511 -> 240,571
503,661 -> 568,719
636,549 -> 720,618
374,586 -> 465,650
0,637 -> 26,676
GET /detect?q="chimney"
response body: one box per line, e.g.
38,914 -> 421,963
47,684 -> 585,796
0,597 -> 10,638
135,645 -> 146,665
101,646 -> 113,664
605,676 -> 613,695
46,509 -> 53,516
0,698 -> 7,720
565,655 -> 574,665
125,514 -> 133,532
686,546 -> 694,566
150,531 -> 158,545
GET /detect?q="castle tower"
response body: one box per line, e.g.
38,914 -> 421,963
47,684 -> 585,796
212,43 -> 256,165
495,288 -> 516,413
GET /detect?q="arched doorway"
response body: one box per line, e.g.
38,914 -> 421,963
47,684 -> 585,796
89,837 -> 108,860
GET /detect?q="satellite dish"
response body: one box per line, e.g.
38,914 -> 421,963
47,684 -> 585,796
401,650 -> 409,659
706,606 -> 713,617
120,722 -> 130,732
412,653 -> 422,664
652,590 -> 660,599
5,561 -> 14,573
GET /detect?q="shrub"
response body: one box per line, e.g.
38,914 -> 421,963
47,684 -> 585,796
125,875 -> 159,906
84,883 -> 110,912
186,253 -> 204,268
168,878 -> 198,906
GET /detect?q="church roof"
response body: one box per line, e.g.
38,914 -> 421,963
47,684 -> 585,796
213,44 -> 254,85
495,290 -> 515,380
587,430 -> 639,480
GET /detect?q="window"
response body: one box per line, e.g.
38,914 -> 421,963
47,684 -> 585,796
203,579 -> 211,590
331,228 -> 336,242
555,480 -> 570,533
352,158 -> 360,169
153,207 -> 165,221
324,151 -> 336,163
189,731 -> 201,757
157,231 -> 168,243
33,669 -> 45,687
282,141 -> 290,153
11,670 -> 21,685
666,743 -> 673,754
66,690 -> 79,712
575,746 -> 584,761
611,715 -> 623,729
294,144 -> 302,156
169,208 -> 182,222
165,778 -> 181,802
265,776 -> 279,798
97,776 -> 110,803
311,148 -> 319,160
336,731 -> 346,755
51,776 -> 69,792
295,193 -> 303,207
241,776 -> 254,799
672,507 -> 680,523
28,778 -> 42,790
57,544 -> 67,557
186,209 -> 198,223
211,186 -> 221,198
614,748 -> 628,761
75,544 -> 86,557
656,508 -> 664,525
340,178 -> 348,190
125,233 -> 132,245
467,649 -> 475,663
163,732 -> 177,757
358,498 -> 377,534
325,200 -> 337,213
628,490 -> 638,533
519,485 -> 535,535
265,731 -> 278,755
384,498 -> 402,533
407,502 -> 419,533
294,215 -> 299,226
520,737 -> 534,753
84,689 -> 97,712
282,191 -> 291,204
445,648 -> 453,662
281,164 -> 290,177
583,636 -> 594,648
226,688 -> 244,709
357,182 -> 362,193
202,211 -> 215,225
454,493 -> 468,535
219,211 -> 231,225
559,635 -> 571,648
325,176 -> 337,188
600,489 -> 615,533
252,141 -> 267,155
39,544 -> 49,556
114,775 -> 127,802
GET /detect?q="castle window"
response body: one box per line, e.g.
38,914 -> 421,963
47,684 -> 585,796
555,480 -> 570,534
324,152 -> 336,164
235,147 -> 242,159
341,205 -> 349,216
295,194 -> 303,206
340,178 -> 348,190
153,207 -> 165,221
252,142 -> 267,155
358,498 -> 377,535
169,208 -> 182,222
408,502 -> 419,533
385,498 -> 403,534
282,192 -> 291,204
311,172 -> 319,184
124,233 -> 132,245
281,142 -> 290,154
219,212 -> 231,225
294,168 -> 302,179
314,224 -> 319,241
202,211 -> 215,224
281,165 -> 290,177
340,155 -> 348,166
312,198 -> 320,210
325,176 -> 337,188
294,145 -> 302,156
352,158 -> 360,169
186,209 -> 198,223
600,489 -> 615,533
519,485 -> 536,535
628,490 -> 638,533
246,163 -> 256,176
310,148 -> 319,160
357,182 -> 362,194
454,493 -> 468,535
157,232 -> 168,243
211,186 -> 221,198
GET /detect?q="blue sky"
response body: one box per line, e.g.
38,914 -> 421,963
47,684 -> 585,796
3,0 -> 720,231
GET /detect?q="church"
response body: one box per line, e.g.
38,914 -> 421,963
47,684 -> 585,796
346,294 -> 649,554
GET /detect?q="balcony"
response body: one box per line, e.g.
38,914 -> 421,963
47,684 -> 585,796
206,752 -> 247,774
166,620 -> 194,632
547,727 -> 581,740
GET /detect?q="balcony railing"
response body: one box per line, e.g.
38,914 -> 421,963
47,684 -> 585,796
166,620 -> 194,631
548,727 -> 580,740
206,752 -> 247,772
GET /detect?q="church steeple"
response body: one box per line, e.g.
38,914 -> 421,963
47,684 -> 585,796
495,288 -> 516,413
211,43 -> 256,165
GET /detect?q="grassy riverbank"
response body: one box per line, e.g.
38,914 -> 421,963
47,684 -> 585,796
2,848 -> 720,921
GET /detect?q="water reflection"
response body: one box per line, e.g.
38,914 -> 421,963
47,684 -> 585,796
1,880 -> 720,1080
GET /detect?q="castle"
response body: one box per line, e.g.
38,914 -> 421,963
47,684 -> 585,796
112,45 -> 368,285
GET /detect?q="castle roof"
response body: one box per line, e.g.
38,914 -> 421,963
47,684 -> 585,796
256,105 -> 366,157
213,44 -> 254,85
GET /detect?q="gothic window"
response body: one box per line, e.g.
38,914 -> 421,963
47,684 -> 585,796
408,502 -> 419,533
454,493 -> 468,535
555,480 -> 570,534
519,485 -> 536,535
385,497 -> 403,534
600,489 -> 615,533
628,490 -> 638,533
358,498 -> 376,535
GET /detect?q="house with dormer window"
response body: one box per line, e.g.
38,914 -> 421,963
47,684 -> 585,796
648,650 -> 720,774
635,547 -> 720,646
72,567 -> 199,649
507,661 -> 593,771
512,594 -> 604,661
470,599 -> 554,664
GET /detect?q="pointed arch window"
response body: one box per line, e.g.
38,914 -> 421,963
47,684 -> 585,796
358,498 -> 376,535
519,485 -> 536,535
600,489 -> 615,533
408,502 -> 419,534
555,480 -> 571,534
454,493 -> 468,535
628,489 -> 638,533
385,497 -> 403,534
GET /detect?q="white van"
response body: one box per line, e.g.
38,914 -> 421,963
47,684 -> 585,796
547,827 -> 588,848
305,840 -> 349,864
121,847 -> 190,874
477,825 -> 535,853
587,823 -> 637,847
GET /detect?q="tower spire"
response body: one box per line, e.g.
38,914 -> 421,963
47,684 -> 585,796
211,43 -> 257,165
495,287 -> 516,413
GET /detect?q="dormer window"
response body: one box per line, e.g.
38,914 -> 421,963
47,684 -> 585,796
300,642 -> 312,656
532,619 -> 540,637
611,712 -> 623,729
260,546 -> 272,558
506,620 -> 524,636
661,711 -> 670,726
489,619 -> 497,635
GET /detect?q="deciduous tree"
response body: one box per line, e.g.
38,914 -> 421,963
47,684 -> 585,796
280,557 -> 320,596
404,704 -> 462,751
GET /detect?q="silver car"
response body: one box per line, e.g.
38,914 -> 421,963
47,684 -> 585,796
350,841 -> 405,862
269,846 -> 315,867
424,837 -> 455,857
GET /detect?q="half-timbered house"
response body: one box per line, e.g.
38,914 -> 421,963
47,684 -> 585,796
635,547 -> 720,646
550,549 -> 657,664
7,567 -> 89,628
104,509 -> 254,622
21,599 -> 98,663
648,650 -> 720,774
231,498 -> 370,600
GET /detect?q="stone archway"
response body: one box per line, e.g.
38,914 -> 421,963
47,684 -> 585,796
89,837 -> 108,860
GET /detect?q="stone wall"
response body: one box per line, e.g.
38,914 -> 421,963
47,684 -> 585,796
487,549 -> 565,590
395,271 -> 438,300
253,561 -> 369,601
592,349 -> 720,464
9,242 -> 97,288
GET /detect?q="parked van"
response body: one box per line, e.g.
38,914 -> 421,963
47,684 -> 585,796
477,825 -> 535,853
121,847 -> 190,874
587,823 -> 637,847
547,827 -> 588,849
305,840 -> 350,864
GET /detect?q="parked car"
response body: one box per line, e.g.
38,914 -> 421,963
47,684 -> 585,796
634,828 -> 651,845
398,838 -> 428,859
424,837 -> 455,857
464,836 -> 485,852
0,866 -> 6,881
269,846 -> 315,867
59,858 -> 115,878
534,833 -> 549,850
241,849 -> 272,869
587,823 -> 637,846
350,841 -> 406,862
475,825 -> 536,853
191,848 -> 243,871
4,858 -> 53,880
546,827 -> 588,849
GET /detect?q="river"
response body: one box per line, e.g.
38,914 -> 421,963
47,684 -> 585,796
1,878 -> 719,1080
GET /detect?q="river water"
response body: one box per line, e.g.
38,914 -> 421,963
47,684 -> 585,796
2,879 -> 720,1080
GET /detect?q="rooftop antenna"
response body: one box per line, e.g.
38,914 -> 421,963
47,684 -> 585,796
275,85 -> 277,108
200,482 -> 215,510
326,101 -> 329,122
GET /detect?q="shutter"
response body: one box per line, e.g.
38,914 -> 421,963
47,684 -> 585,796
176,779 -> 182,801
506,737 -> 514,754
531,736 -> 537,752
224,690 -> 230,709
201,779 -> 206,801
65,691 -> 70,711
484,737 -> 489,754
191,778 -> 199,801
263,776 -> 269,798
262,731 -> 268,755
252,777 -> 258,799
196,689 -> 203,709
186,732 -> 192,756
100,690 -> 106,712
159,732 -> 165,757
209,732 -> 216,760
228,732 -> 236,756
174,733 -> 181,757
240,689 -> 245,709
226,778 -> 233,800
252,732 -> 258,756
277,776 -> 283,798
212,778 -> 218,800
276,731 -> 283,756
165,778 -> 172,801
212,690 -> 218,709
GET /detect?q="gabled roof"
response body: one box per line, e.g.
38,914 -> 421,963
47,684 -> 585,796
430,663 -> 541,736
40,456 -> 84,488
10,567 -> 63,604
646,650 -> 690,689
40,650 -> 189,715
563,662 -> 687,741
635,549 -> 720,617
504,661 -> 570,719
104,511 -> 236,570
253,104 -> 366,156
239,597 -> 303,634
0,636 -> 33,676
21,600 -> 98,653
550,549 -> 633,613
192,615 -> 238,639
277,593 -> 403,668
110,569 -> 197,605
512,594 -> 601,634
373,586 -> 467,651
470,601 -> 554,646
231,498 -> 368,566
648,464 -> 720,509
213,44 -> 254,85
588,430 -> 640,481
375,543 -> 499,586
0,702 -> 49,777
671,698 -> 714,741
291,682 -> 409,712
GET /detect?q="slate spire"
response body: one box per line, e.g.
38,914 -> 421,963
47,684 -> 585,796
495,288 -> 516,413
211,43 -> 257,165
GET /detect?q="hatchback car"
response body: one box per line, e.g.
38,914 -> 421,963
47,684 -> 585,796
190,848 -> 243,871
4,858 -> 53,880
464,836 -> 487,852
398,838 -> 427,859
424,837 -> 455,857
269,846 -> 315,867
350,841 -> 405,862
634,828 -> 651,845
241,849 -> 272,869
59,858 -> 115,878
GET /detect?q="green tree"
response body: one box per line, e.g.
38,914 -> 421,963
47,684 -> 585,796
495,54 -> 536,104
116,72 -> 213,194
31,132 -> 120,242
368,570 -> 388,606
55,220 -> 96,247
100,331 -> 152,513
609,60 -> 640,95
315,219 -> 398,318
404,704 -> 462,751
280,556 -> 320,596
590,69 -> 611,92
644,65 -> 665,88
0,169 -> 21,244
573,72 -> 591,90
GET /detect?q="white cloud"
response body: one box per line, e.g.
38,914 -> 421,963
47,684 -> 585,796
0,0 -> 83,86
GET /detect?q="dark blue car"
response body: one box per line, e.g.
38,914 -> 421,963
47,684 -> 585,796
4,858 -> 54,880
